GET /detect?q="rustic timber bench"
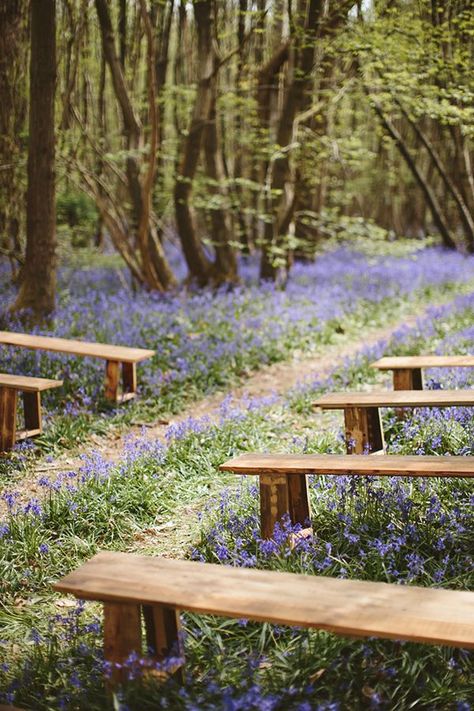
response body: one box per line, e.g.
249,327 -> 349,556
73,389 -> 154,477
0,373 -> 63,452
0,331 -> 155,403
371,355 -> 474,390
220,453 -> 474,538
314,389 -> 474,454
55,551 -> 474,687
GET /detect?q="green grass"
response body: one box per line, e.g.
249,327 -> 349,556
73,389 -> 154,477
1,292 -> 474,709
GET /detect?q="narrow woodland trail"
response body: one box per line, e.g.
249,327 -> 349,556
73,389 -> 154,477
50,299 -> 434,465
0,296 -> 446,518
0,296 -> 454,536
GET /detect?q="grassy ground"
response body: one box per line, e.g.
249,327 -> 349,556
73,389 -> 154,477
1,288 -> 473,709
1,246 -> 474,457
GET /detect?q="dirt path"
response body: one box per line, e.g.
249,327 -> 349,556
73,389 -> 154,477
51,302 -> 427,463
1,298 -> 435,516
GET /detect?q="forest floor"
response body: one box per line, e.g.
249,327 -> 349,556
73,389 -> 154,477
1,296 -> 443,520
3,262 -> 474,708
53,297 -> 442,459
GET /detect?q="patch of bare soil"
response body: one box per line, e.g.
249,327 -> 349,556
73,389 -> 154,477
89,306 -> 424,460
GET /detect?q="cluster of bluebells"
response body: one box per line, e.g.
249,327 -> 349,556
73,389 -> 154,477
2,268 -> 474,706
193,476 -> 473,589
290,289 -> 474,402
1,247 -> 473,420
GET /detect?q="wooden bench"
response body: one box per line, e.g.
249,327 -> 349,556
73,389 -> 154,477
220,453 -> 474,538
0,373 -> 63,452
54,551 -> 474,687
0,331 -> 155,403
371,355 -> 474,390
314,389 -> 474,454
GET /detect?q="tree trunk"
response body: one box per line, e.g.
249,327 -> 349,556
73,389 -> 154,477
173,0 -> 215,285
118,0 -> 127,68
94,0 -> 176,290
260,0 -> 324,280
398,103 -> 474,252
367,93 -> 457,251
203,92 -> 238,282
13,0 -> 57,319
152,0 -> 175,240
0,0 -> 28,278
233,0 -> 250,251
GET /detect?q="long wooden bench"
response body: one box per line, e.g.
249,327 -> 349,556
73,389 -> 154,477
55,551 -> 474,687
314,389 -> 474,454
220,453 -> 474,538
371,355 -> 474,390
0,331 -> 155,403
0,373 -> 63,452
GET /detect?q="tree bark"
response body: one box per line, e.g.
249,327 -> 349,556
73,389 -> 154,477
397,102 -> 474,252
0,0 -> 28,278
94,0 -> 176,290
367,92 -> 457,251
203,91 -> 238,282
13,0 -> 57,319
173,0 -> 215,285
260,0 -> 324,280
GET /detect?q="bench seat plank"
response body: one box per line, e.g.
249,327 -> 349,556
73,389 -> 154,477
0,331 -> 155,363
314,389 -> 474,408
55,552 -> 474,649
0,373 -> 63,392
220,453 -> 474,477
372,356 -> 474,370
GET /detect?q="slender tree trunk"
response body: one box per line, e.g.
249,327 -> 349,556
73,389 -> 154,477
367,92 -> 457,250
0,0 -> 28,278
397,103 -> 474,251
118,0 -> 127,68
260,0 -> 324,280
152,0 -> 175,241
95,0 -> 176,290
13,0 -> 57,319
203,92 -> 238,282
233,0 -> 249,251
173,0 -> 214,285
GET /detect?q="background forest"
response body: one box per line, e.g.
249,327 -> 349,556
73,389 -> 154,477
1,0 -> 474,318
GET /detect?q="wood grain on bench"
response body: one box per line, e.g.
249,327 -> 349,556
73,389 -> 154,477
0,331 -> 155,402
372,356 -> 474,370
220,453 -> 474,536
0,374 -> 63,451
0,331 -> 155,362
314,389 -> 474,455
220,453 -> 474,477
314,389 -> 474,408
55,551 -> 474,656
371,356 -> 474,391
0,373 -> 63,392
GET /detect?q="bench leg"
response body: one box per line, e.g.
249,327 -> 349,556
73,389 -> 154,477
122,362 -> 137,399
104,602 -> 142,687
393,368 -> 423,390
23,391 -> 42,435
393,368 -> 422,419
259,473 -> 290,539
344,406 -> 385,455
105,360 -> 120,402
0,387 -> 18,452
143,604 -> 183,679
287,474 -> 312,529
